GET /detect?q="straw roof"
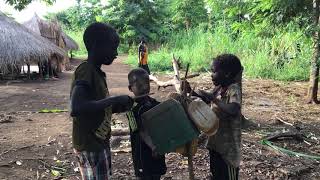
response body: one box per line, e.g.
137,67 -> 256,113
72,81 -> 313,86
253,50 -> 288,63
62,32 -> 79,51
0,12 -> 66,73
24,14 -> 78,51
24,14 -> 62,44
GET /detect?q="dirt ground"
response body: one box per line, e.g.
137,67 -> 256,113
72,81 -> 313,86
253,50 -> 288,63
0,56 -> 319,180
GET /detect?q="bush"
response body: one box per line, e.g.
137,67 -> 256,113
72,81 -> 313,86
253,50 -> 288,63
126,26 -> 312,81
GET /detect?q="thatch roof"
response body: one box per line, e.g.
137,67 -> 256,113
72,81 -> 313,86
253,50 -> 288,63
23,14 -> 62,45
62,32 -> 79,51
0,12 -> 66,73
24,14 -> 78,51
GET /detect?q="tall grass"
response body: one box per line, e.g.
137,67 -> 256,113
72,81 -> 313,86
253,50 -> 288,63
126,26 -> 312,81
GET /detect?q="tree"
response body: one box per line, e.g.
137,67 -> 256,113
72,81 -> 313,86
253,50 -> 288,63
102,0 -> 170,44
5,0 -> 55,11
206,0 -> 313,35
307,0 -> 320,104
171,0 -> 208,30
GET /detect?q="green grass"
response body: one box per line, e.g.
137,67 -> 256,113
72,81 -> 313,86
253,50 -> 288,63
126,26 -> 312,81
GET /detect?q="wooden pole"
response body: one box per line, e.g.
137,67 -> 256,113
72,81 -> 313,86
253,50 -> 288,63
181,63 -> 195,180
27,63 -> 30,80
38,62 -> 43,79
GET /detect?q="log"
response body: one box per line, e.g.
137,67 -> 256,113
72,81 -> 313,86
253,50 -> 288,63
265,131 -> 304,142
111,128 -> 130,136
150,74 -> 200,90
149,55 -> 199,92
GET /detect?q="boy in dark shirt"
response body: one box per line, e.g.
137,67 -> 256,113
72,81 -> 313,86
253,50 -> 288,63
126,68 -> 166,180
70,22 -> 133,180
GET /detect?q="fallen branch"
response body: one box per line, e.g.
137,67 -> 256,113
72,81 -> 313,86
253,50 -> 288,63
275,117 -> 294,127
265,131 -> 304,142
150,74 -> 200,90
150,55 -> 199,92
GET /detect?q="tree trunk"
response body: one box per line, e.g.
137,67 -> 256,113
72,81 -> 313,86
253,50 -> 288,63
307,0 -> 320,104
27,63 -> 30,80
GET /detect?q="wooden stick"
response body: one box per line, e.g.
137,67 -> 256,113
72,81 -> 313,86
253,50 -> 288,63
275,117 -> 294,127
181,73 -> 200,80
180,63 -> 195,180
132,93 -> 155,100
265,131 -> 304,142
172,55 -> 182,93
150,74 -> 199,90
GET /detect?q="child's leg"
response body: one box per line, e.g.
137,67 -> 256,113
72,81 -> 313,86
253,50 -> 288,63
209,150 -> 239,180
74,148 -> 112,180
142,65 -> 150,74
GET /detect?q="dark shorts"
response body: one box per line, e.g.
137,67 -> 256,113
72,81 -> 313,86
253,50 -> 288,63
209,150 -> 239,180
74,148 -> 111,180
139,64 -> 150,74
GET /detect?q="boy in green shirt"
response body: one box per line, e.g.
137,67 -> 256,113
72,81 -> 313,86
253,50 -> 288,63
70,22 -> 133,180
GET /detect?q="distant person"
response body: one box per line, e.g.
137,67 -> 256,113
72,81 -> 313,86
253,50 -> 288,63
127,68 -> 167,180
70,22 -> 134,180
138,38 -> 150,74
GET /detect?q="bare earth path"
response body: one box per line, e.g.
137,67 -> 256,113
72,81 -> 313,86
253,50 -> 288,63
0,56 -> 320,180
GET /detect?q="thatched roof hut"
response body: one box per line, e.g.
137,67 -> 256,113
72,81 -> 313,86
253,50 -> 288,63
62,32 -> 79,51
0,12 -> 66,74
23,14 -> 65,47
24,14 -> 78,51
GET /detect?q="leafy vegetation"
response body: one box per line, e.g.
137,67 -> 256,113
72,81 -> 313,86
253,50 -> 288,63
8,0 -> 318,81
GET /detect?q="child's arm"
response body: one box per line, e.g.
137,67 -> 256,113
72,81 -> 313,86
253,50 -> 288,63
212,99 -> 240,116
212,85 -> 241,117
70,82 -> 133,116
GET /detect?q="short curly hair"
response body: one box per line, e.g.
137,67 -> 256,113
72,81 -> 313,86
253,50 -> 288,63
213,54 -> 242,79
83,22 -> 119,52
128,68 -> 149,84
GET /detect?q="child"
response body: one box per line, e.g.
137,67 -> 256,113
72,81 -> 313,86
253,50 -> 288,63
127,68 -> 166,180
192,54 -> 243,180
70,22 -> 133,180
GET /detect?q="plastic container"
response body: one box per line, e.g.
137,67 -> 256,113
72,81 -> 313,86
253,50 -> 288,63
187,98 -> 219,136
142,99 -> 199,154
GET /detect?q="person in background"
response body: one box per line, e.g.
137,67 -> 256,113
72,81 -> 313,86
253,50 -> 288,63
138,37 -> 150,74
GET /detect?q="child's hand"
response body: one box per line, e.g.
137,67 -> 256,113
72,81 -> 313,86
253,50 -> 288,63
197,89 -> 213,103
112,95 -> 134,112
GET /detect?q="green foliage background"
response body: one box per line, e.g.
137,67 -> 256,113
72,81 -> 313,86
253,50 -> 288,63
41,0 -> 316,81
